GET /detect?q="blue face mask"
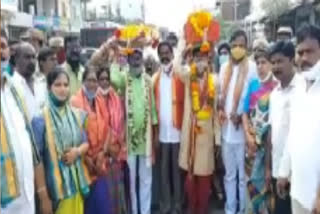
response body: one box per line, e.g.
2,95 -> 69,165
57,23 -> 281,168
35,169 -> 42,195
219,55 -> 229,65
1,60 -> 9,74
84,86 -> 96,102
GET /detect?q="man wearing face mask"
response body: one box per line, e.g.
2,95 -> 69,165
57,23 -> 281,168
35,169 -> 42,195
152,42 -> 185,214
63,36 -> 84,95
218,30 -> 258,214
175,42 -> 220,214
216,42 -> 230,73
277,24 -> 320,214
110,44 -> 158,214
1,29 -> 11,75
144,54 -> 158,76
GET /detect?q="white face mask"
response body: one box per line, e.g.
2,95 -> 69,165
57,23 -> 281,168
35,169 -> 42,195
219,55 -> 229,65
1,60 -> 9,73
301,61 -> 320,81
161,62 -> 172,73
196,60 -> 208,74
98,87 -> 109,95
260,72 -> 272,83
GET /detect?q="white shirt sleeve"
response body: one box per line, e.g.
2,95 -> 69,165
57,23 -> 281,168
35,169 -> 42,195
278,123 -> 292,179
219,63 -> 226,100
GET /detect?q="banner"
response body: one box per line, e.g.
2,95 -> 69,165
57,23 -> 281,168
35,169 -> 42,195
33,16 -> 48,30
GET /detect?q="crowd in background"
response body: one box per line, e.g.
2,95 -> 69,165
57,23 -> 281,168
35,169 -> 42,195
1,23 -> 320,214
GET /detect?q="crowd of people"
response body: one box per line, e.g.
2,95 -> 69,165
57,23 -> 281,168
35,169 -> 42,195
0,22 -> 320,214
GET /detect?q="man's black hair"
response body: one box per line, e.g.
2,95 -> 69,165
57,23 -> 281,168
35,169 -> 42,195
38,47 -> 55,64
64,35 -> 79,50
296,24 -> 320,45
218,42 -> 231,55
268,40 -> 295,60
157,41 -> 173,55
230,29 -> 248,45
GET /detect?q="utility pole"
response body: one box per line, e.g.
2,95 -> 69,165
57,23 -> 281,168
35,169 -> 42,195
234,0 -> 237,21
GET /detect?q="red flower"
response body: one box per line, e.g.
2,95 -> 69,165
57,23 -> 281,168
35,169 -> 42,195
114,29 -> 121,38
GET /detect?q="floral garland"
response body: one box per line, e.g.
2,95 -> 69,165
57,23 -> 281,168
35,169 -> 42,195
188,10 -> 212,38
126,72 -> 150,153
190,63 -> 215,121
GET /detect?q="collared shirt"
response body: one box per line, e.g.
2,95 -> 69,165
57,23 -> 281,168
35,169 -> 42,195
64,63 -> 84,96
12,72 -> 40,119
159,69 -> 180,143
1,85 -> 35,214
33,72 -> 48,110
219,60 -> 258,144
278,62 -> 320,211
269,73 -> 305,178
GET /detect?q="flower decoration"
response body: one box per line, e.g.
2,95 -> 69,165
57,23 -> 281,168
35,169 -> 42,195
188,10 -> 212,38
122,48 -> 134,56
190,63 -> 215,121
200,41 -> 210,53
184,10 -> 220,45
116,25 -> 152,41
114,29 -> 122,39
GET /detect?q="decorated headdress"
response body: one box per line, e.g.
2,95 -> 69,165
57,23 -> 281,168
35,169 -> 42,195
114,24 -> 160,56
184,10 -> 220,54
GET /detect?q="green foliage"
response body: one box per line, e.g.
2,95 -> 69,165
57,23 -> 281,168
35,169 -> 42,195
215,14 -> 236,41
261,0 -> 291,20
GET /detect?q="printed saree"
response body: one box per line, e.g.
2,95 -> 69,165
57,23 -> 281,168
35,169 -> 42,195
42,98 -> 91,203
99,87 -> 128,214
245,78 -> 277,214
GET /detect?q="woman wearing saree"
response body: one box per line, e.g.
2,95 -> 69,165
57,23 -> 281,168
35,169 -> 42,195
96,67 -> 128,214
32,66 -> 91,214
242,47 -> 277,214
71,65 -> 112,214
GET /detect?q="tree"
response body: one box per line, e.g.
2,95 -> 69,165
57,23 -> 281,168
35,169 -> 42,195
215,14 -> 236,41
261,0 -> 292,21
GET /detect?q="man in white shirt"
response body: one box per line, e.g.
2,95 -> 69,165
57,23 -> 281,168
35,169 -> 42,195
0,73 -> 52,214
34,47 -> 58,109
153,42 -> 184,214
277,24 -> 320,214
11,42 -> 40,119
218,30 -> 257,214
268,40 -> 304,214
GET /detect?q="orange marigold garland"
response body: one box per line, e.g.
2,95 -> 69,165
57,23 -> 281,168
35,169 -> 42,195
190,63 -> 215,121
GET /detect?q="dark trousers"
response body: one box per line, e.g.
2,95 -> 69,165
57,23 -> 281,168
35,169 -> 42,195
159,143 -> 183,214
272,178 -> 292,214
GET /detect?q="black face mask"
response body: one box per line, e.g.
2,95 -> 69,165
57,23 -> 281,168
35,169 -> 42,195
9,55 -> 16,66
160,57 -> 171,65
146,66 -> 153,72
